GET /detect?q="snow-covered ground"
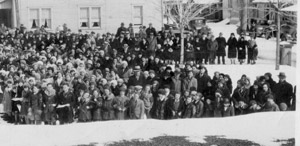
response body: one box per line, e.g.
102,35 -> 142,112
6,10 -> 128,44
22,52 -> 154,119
208,22 -> 297,67
0,112 -> 294,146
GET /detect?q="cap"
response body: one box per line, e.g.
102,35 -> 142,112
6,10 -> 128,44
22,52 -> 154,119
158,89 -> 166,95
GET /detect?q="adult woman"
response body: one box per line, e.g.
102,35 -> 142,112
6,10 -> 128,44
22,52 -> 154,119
237,36 -> 247,64
227,33 -> 238,64
257,83 -> 272,107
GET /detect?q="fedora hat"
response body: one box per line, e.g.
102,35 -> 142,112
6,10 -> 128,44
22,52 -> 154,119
133,66 -> 141,72
278,72 -> 286,78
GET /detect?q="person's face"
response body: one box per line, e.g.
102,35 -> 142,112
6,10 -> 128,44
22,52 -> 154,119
186,97 -> 192,104
175,94 -> 180,100
184,91 -> 189,97
24,86 -> 29,91
263,84 -> 268,92
135,71 -> 141,76
33,86 -> 39,93
93,90 -> 99,97
47,84 -> 53,91
254,84 -> 258,89
120,91 -> 125,96
63,85 -> 69,92
279,77 -> 285,82
104,89 -> 110,95
188,72 -> 193,78
200,68 -> 205,74
219,33 -> 223,37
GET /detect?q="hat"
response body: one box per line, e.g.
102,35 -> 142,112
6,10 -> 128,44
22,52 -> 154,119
158,89 -> 166,95
50,56 -> 57,62
164,85 -> 170,89
135,85 -> 143,91
278,72 -> 286,78
20,60 -> 26,64
250,100 -> 257,105
223,98 -> 230,104
56,59 -> 63,65
174,68 -> 181,74
120,87 -> 127,92
117,78 -> 124,83
87,60 -> 93,65
266,94 -> 274,100
40,56 -> 47,61
149,70 -> 155,75
264,72 -> 272,78
215,89 -> 223,96
134,66 -> 141,72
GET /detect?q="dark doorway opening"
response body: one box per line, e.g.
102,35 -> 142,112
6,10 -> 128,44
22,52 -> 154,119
0,9 -> 12,28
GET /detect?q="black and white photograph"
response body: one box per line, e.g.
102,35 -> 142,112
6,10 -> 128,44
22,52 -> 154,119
0,0 -> 298,145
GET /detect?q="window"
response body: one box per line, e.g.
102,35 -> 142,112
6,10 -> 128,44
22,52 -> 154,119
29,8 -> 52,29
42,8 -> 51,28
79,7 -> 101,28
133,6 -> 143,26
91,8 -> 101,27
228,0 -> 233,8
30,9 -> 39,28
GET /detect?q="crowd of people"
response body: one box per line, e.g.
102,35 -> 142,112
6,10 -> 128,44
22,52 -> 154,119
0,22 -> 295,125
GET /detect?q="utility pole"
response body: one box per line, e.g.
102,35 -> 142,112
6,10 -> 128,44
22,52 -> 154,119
275,0 -> 280,70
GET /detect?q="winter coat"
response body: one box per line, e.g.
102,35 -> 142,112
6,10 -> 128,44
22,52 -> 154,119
171,77 -> 182,94
146,37 -> 158,57
182,77 -> 198,92
102,93 -> 115,120
155,97 -> 167,119
182,103 -> 196,118
129,98 -> 145,119
43,89 -> 57,123
92,96 -> 103,121
216,36 -> 226,56
20,90 -> 32,116
185,45 -> 195,60
237,38 -> 247,60
128,75 -> 145,87
247,39 -> 257,60
56,91 -> 74,123
222,106 -> 235,117
273,81 -> 293,107
196,73 -> 211,94
207,40 -> 218,59
194,100 -> 204,118
227,37 -> 238,58
168,98 -> 185,119
112,96 -> 129,120
2,88 -> 13,114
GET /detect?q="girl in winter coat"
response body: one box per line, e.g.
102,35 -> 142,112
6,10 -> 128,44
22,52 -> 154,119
227,33 -> 238,64
20,84 -> 32,124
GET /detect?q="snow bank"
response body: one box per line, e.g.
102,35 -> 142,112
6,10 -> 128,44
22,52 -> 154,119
0,112 -> 294,146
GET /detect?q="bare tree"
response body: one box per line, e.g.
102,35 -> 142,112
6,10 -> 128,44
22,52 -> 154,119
163,0 -> 218,64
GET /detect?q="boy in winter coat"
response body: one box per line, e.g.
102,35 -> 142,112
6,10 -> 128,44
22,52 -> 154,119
222,98 -> 235,117
182,96 -> 195,118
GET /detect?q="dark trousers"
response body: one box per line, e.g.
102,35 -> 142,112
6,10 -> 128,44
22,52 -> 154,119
217,56 -> 225,64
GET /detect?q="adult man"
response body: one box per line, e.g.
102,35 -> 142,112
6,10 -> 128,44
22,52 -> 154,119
273,72 -> 293,108
182,70 -> 198,92
146,23 -> 157,37
129,93 -> 145,119
116,22 -> 127,37
196,66 -> 211,94
198,33 -> 208,64
56,83 -> 74,124
216,32 -> 226,64
128,66 -> 145,87
146,32 -> 157,57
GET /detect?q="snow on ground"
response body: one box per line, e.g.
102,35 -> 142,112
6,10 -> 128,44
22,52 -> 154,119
0,112 -> 294,146
207,22 -> 297,67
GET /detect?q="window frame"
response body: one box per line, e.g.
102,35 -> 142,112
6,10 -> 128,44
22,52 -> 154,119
79,6 -> 101,29
132,5 -> 143,26
28,7 -> 53,30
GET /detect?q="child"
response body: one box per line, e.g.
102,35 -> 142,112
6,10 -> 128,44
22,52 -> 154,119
112,88 -> 129,120
78,92 -> 93,122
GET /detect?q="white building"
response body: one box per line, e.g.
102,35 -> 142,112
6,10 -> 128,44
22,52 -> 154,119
0,0 -> 164,33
